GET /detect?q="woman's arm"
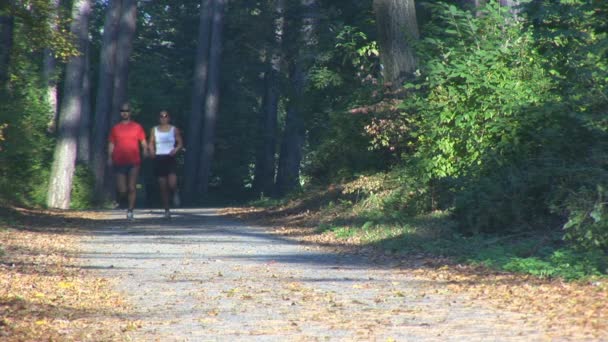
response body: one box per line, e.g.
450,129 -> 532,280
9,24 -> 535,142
172,126 -> 184,156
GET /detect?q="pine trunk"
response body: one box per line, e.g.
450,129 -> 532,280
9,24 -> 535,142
47,0 -> 92,209
91,0 -> 122,201
275,0 -> 318,196
183,0 -> 214,204
253,0 -> 285,197
110,0 -> 137,125
43,0 -> 62,132
373,0 -> 419,87
0,12 -> 13,90
197,0 -> 226,196
78,39 -> 91,164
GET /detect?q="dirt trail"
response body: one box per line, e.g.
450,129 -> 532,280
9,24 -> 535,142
79,208 -> 552,341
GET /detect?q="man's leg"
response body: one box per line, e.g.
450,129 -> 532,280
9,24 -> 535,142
127,165 -> 140,211
115,172 -> 128,208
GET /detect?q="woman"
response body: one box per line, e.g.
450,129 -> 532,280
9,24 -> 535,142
148,110 -> 184,218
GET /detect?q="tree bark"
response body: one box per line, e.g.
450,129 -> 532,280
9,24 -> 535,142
78,38 -> 91,164
0,11 -> 14,91
43,0 -> 62,133
110,0 -> 137,125
183,0 -> 214,204
275,0 -> 318,196
253,0 -> 285,197
500,0 -> 520,16
92,0 -> 122,201
47,0 -> 92,209
197,0 -> 226,196
373,0 -> 419,87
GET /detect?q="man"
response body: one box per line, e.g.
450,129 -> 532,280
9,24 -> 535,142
107,103 -> 147,220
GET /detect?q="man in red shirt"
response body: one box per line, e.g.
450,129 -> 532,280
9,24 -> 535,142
108,103 -> 148,220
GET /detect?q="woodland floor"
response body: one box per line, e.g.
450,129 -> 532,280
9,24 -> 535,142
0,204 -> 606,341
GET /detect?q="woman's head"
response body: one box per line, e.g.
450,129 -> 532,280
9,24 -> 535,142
159,110 -> 170,123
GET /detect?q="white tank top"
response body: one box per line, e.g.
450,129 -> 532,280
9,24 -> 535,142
154,126 -> 175,155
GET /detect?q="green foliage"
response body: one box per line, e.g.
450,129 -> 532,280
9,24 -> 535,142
502,249 -> 606,280
3,0 -> 78,60
0,77 -> 54,205
411,2 -> 557,180
561,185 -> 608,250
366,1 -> 608,248
525,0 -> 608,132
248,195 -> 285,208
312,188 -> 606,279
70,165 -> 95,209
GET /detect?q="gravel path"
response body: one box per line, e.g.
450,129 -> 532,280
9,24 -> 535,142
79,208 -> 549,341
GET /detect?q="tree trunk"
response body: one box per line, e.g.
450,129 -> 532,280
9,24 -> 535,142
373,0 -> 419,87
183,0 -> 214,204
43,0 -> 62,133
500,0 -> 520,16
78,38 -> 91,164
275,0 -> 318,196
47,0 -> 92,209
253,0 -> 285,197
0,12 -> 14,90
197,0 -> 226,196
110,0 -> 137,125
91,0 -> 122,201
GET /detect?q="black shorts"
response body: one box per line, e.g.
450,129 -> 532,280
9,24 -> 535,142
154,155 -> 177,177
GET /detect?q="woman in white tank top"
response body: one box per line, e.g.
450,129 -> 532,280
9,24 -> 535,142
148,110 -> 184,218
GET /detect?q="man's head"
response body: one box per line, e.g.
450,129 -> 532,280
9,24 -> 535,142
120,103 -> 131,121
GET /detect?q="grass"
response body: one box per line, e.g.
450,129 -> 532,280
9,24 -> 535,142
328,209 -> 607,281
244,185 -> 607,281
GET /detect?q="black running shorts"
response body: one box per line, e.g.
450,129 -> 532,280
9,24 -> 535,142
154,155 -> 177,177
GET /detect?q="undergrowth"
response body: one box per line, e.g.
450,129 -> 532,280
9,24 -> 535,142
276,179 -> 608,281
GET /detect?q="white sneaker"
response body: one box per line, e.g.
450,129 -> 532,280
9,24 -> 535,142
172,192 -> 181,207
126,210 -> 134,220
163,210 -> 171,219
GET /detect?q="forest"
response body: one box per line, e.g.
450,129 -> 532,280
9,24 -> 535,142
0,0 -> 607,278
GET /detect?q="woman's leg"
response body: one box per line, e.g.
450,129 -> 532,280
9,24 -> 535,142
167,173 -> 178,193
157,176 -> 169,210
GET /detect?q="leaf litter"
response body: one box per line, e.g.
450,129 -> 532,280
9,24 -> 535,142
221,204 -> 608,341
0,206 -> 136,341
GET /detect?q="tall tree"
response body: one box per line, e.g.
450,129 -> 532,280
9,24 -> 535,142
0,7 -> 14,91
197,0 -> 226,195
275,0 -> 318,196
373,0 -> 419,87
91,0 -> 122,201
253,0 -> 285,197
47,0 -> 92,209
110,0 -> 137,124
43,0 -> 62,132
78,38 -> 91,164
184,0 -> 214,204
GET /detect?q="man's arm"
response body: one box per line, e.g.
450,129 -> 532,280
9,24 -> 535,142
107,142 -> 114,166
148,127 -> 156,156
140,137 -> 149,158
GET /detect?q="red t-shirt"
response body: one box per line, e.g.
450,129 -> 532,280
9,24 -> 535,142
109,121 -> 146,166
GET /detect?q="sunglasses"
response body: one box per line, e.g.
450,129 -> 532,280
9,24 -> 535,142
159,115 -> 169,118
120,110 -> 130,113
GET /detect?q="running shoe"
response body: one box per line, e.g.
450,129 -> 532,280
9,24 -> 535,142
127,210 -> 134,220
